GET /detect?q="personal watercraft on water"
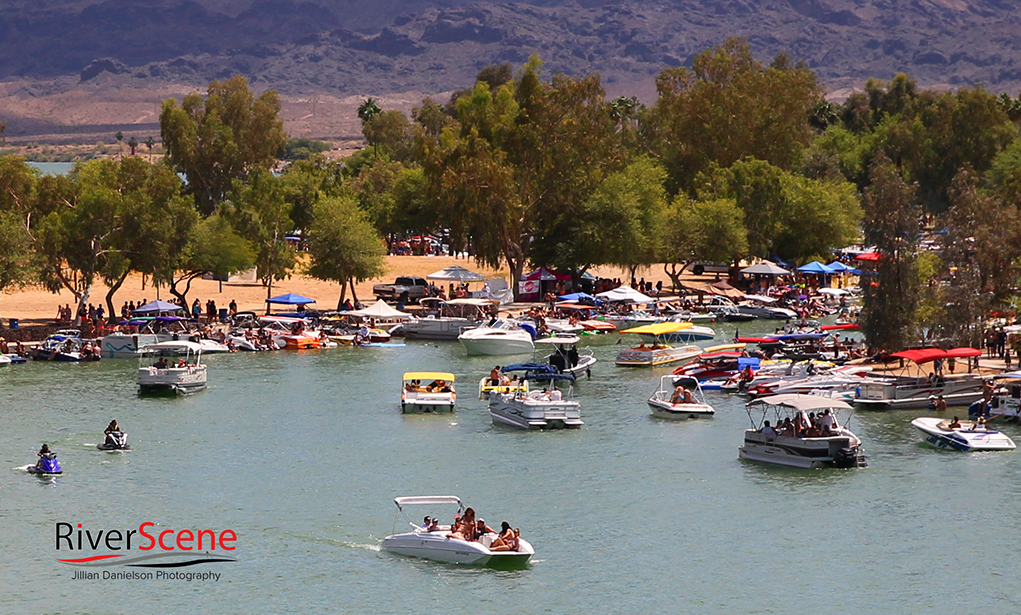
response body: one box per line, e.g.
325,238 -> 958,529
97,431 -> 131,451
27,453 -> 62,475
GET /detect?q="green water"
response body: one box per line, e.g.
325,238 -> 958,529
2,326 -> 1018,613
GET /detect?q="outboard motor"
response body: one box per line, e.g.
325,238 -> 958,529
834,447 -> 867,469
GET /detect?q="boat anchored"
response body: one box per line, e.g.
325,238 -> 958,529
401,372 -> 456,413
458,319 -> 535,356
911,417 -> 1016,451
648,375 -> 715,419
615,322 -> 702,367
380,496 -> 534,567
137,341 -> 208,395
536,335 -> 596,378
739,394 -> 867,469
488,366 -> 581,429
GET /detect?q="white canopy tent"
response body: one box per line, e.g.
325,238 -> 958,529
596,285 -> 655,303
741,262 -> 792,276
427,265 -> 486,282
346,299 -> 412,320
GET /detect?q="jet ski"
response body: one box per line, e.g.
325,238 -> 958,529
97,431 -> 131,451
27,453 -> 62,475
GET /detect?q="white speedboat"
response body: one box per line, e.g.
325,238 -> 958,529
401,371 -> 456,413
137,341 -> 207,395
380,496 -> 534,567
489,371 -> 581,429
648,375 -> 715,419
536,335 -> 596,378
739,394 -> 867,469
911,417 -> 1016,451
737,295 -> 798,319
458,319 -> 534,356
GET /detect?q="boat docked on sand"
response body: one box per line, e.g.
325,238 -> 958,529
855,348 -> 984,409
137,341 -> 207,395
911,417 -> 1016,451
401,372 -> 456,413
489,367 -> 581,429
615,322 -> 701,367
739,394 -> 867,469
381,496 -> 534,567
648,375 -> 715,419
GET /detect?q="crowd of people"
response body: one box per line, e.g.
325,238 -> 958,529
423,507 -> 522,552
759,408 -> 841,438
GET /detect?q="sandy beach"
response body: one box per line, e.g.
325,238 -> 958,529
0,255 -> 675,324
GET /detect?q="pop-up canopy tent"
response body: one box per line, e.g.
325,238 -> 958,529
266,293 -> 316,305
346,299 -> 412,320
596,285 -> 655,304
797,261 -> 835,275
827,261 -> 856,273
133,300 -> 185,314
427,265 -> 486,282
741,262 -> 791,276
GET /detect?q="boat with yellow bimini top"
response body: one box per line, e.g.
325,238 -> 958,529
401,372 -> 456,413
615,322 -> 702,367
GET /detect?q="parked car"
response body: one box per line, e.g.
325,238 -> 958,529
373,276 -> 431,303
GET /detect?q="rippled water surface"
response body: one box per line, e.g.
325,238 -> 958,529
3,322 -> 1019,613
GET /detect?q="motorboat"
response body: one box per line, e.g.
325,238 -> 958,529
137,341 -> 207,395
0,354 -> 11,366
197,338 -> 231,353
737,295 -> 798,319
458,319 -> 535,356
739,394 -> 867,469
31,334 -> 101,362
648,375 -> 715,419
536,335 -> 596,378
703,297 -> 757,322
489,367 -> 581,429
257,315 -> 323,349
97,431 -> 131,451
401,372 -> 456,413
911,417 -> 1016,451
101,316 -> 194,357
579,319 -> 616,333
854,348 -> 984,410
477,368 -> 530,400
615,322 -> 702,367
402,298 -> 495,340
380,496 -> 534,567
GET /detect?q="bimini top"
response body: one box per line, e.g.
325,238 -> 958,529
748,394 -> 853,412
142,340 -> 203,352
394,495 -> 462,508
402,372 -> 455,382
702,342 -> 747,353
889,347 -> 982,364
622,322 -> 693,336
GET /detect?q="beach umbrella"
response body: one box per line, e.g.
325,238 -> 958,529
266,293 -> 316,305
740,262 -> 791,276
855,252 -> 880,262
797,261 -> 835,274
346,299 -> 412,320
426,265 -> 485,282
133,300 -> 184,313
710,280 -> 745,299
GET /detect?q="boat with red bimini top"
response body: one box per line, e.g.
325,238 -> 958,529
855,347 -> 984,410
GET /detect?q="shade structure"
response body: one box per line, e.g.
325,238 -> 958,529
426,265 -> 485,282
855,252 -> 881,262
827,261 -> 855,272
346,299 -> 412,320
524,267 -> 567,281
889,347 -> 982,364
133,300 -> 184,313
797,261 -> 835,274
817,288 -> 848,296
596,285 -> 654,303
557,292 -> 597,303
266,293 -> 316,305
710,280 -> 745,299
740,262 -> 791,276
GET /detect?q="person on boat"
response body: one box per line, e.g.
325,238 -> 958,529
105,420 -> 120,435
936,395 -> 947,413
489,366 -> 501,386
794,410 -> 810,437
818,409 -> 838,435
475,519 -> 496,536
760,421 -> 777,437
489,522 -> 518,551
36,443 -> 53,468
670,385 -> 688,404
781,417 -> 796,437
948,416 -> 962,429
154,357 -> 169,369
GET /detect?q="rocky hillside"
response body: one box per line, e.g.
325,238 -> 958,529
2,0 -> 1021,99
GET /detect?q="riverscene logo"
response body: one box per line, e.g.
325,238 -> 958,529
55,522 -> 236,581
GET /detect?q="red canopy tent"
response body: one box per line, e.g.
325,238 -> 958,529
855,252 -> 881,262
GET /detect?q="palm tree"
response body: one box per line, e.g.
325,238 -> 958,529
115,131 -> 124,157
128,136 -> 138,156
357,98 -> 381,124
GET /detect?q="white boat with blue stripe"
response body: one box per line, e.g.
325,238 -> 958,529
911,417 -> 1016,452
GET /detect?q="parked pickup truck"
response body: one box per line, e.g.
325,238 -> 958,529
373,276 -> 431,303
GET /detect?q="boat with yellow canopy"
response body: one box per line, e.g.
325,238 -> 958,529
401,371 -> 456,413
614,322 -> 702,367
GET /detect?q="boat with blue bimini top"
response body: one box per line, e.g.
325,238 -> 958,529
401,372 -> 456,413
739,394 -> 867,469
911,417 -> 1016,452
380,496 -> 534,568
488,365 -> 581,429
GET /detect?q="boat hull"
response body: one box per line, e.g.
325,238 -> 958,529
381,532 -> 534,567
738,431 -> 866,469
489,394 -> 582,430
911,417 -> 1016,451
138,366 -> 208,396
459,337 -> 534,356
647,398 -> 715,419
615,345 -> 700,367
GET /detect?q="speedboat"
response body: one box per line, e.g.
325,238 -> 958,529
380,496 -> 534,567
737,295 -> 798,319
536,335 -> 596,378
648,375 -> 715,419
401,372 -> 456,413
458,319 -> 534,356
615,322 -> 702,367
137,341 -> 207,395
739,394 -> 867,469
27,453 -> 62,475
97,431 -> 131,451
31,334 -> 101,362
402,298 -> 494,340
478,366 -> 530,400
489,367 -> 581,429
911,417 -> 1016,451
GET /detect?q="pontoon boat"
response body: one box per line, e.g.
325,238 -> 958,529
401,371 -> 456,413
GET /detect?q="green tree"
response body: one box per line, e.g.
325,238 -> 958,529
127,136 -> 138,156
661,195 -> 748,290
305,194 -> 388,307
363,110 -> 413,162
859,153 -> 922,352
145,136 -> 155,162
115,131 -> 124,155
357,98 -> 382,124
222,170 -> 296,297
0,208 -> 34,302
155,214 -> 255,307
160,75 -> 286,215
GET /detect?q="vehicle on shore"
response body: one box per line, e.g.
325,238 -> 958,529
373,276 -> 431,303
381,496 -> 534,568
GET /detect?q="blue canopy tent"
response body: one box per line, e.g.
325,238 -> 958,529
133,300 -> 185,314
826,261 -> 855,273
797,261 -> 835,274
266,293 -> 316,315
557,292 -> 599,304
